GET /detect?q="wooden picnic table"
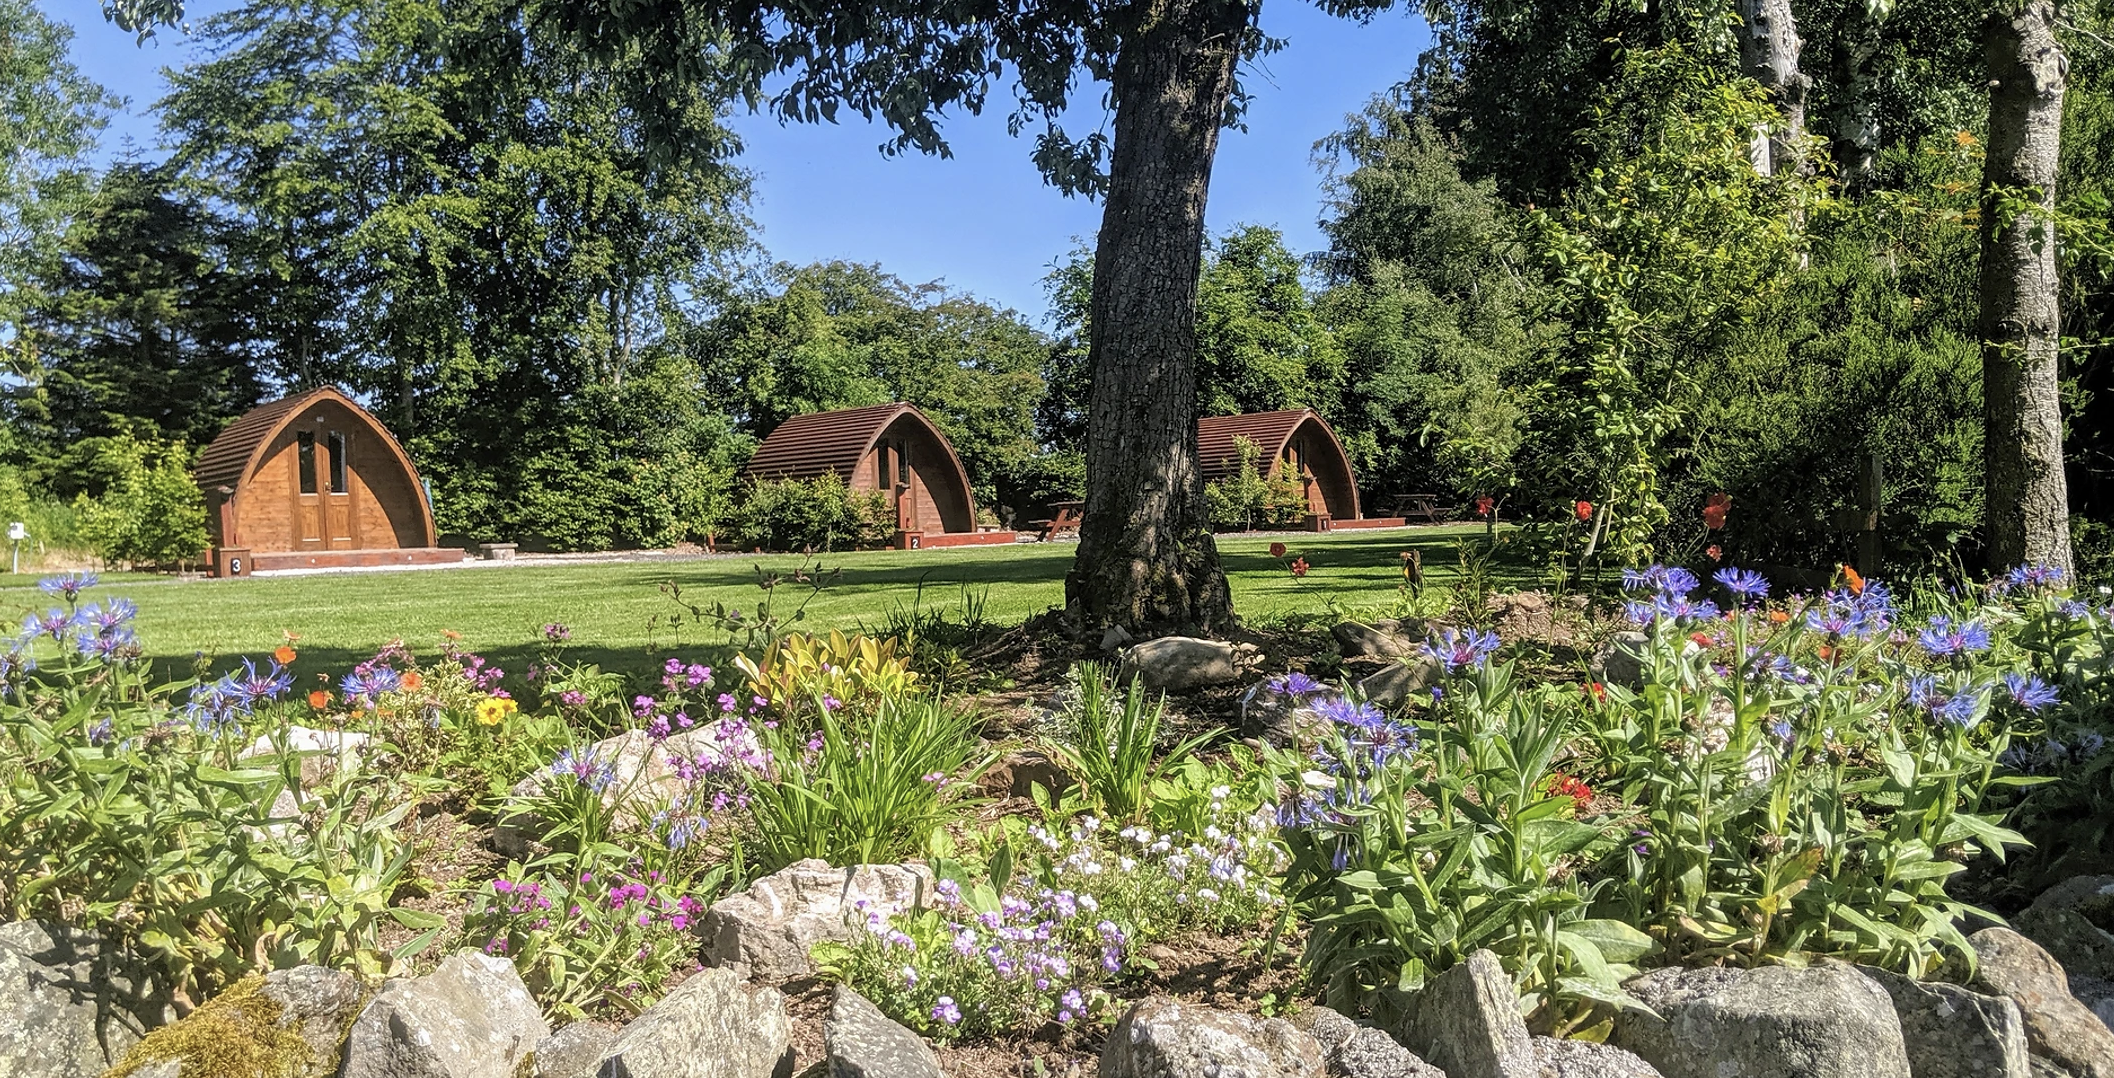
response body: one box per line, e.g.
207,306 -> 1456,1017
1031,500 -> 1084,541
1388,493 -> 1454,524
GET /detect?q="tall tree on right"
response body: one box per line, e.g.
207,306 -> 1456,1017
1979,0 -> 2072,573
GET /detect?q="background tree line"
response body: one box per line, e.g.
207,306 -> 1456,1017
10,0 -> 2114,584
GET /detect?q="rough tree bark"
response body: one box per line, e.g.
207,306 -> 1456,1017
1736,0 -> 1810,176
1980,0 -> 2072,573
1064,0 -> 1242,634
1827,2 -> 1882,187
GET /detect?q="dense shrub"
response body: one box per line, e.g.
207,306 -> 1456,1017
73,434 -> 209,569
726,472 -> 893,551
1203,436 -> 1311,531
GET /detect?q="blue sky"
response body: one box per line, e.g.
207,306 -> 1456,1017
40,2 -> 1429,321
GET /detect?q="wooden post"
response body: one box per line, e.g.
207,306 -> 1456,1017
1857,450 -> 1882,579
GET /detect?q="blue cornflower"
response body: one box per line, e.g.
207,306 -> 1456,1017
1767,718 -> 1793,741
1713,567 -> 1770,604
1312,696 -> 1386,731
1267,671 -> 1325,697
1933,692 -> 1984,730
1904,674 -> 1941,710
1622,565 -> 1698,598
339,665 -> 402,703
79,599 -> 137,635
185,677 -> 251,734
24,607 -> 77,643
233,659 -> 295,703
86,717 -> 116,746
2057,600 -> 2093,619
1807,583 -> 1893,640
1917,617 -> 1993,660
1422,627 -> 1501,673
2003,563 -> 2065,592
552,748 -> 616,792
75,629 -> 136,663
36,572 -> 97,603
2003,672 -> 2059,712
1651,593 -> 1721,624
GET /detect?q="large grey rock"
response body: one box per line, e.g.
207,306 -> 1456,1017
1859,965 -> 2030,1078
825,985 -> 940,1078
2075,974 -> 2114,1031
1359,656 -> 1443,710
1291,1006 -> 1444,1078
1401,949 -> 1537,1078
1534,1037 -> 1663,1078
587,966 -> 792,1078
1120,636 -> 1240,693
497,724 -> 762,855
2017,877 -> 2114,981
1972,927 -> 2114,1078
1101,996 -> 1325,1078
1333,620 -> 1420,659
532,1024 -> 620,1078
698,859 -> 932,983
341,951 -> 549,1078
1614,964 -> 1910,1078
0,920 -> 170,1078
105,965 -> 366,1078
1589,632 -> 1650,690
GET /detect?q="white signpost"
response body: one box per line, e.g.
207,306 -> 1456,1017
7,522 -> 25,575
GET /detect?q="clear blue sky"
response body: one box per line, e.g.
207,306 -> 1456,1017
39,2 -> 1429,321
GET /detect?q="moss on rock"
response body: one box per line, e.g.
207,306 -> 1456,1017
104,975 -> 326,1078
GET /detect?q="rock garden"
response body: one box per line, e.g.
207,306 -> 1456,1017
4,562 -> 2114,1078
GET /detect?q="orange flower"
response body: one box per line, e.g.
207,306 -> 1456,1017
1840,564 -> 1866,595
1768,609 -> 1790,625
1706,544 -> 1723,562
1954,130 -> 1978,148
1290,557 -> 1309,578
1816,644 -> 1838,663
308,690 -> 330,709
1690,632 -> 1715,648
1268,542 -> 1287,559
1575,500 -> 1594,522
400,670 -> 424,691
1702,492 -> 1731,531
1585,682 -> 1607,702
274,645 -> 297,664
442,629 -> 463,640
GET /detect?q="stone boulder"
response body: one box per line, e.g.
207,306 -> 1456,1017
1859,965 -> 2030,1078
584,967 -> 792,1078
0,920 -> 170,1078
1290,1006 -> 1444,1078
979,749 -> 1073,802
1119,636 -> 1240,693
1614,964 -> 1910,1078
1333,620 -> 1421,660
2076,974 -> 2114,1031
698,860 -> 932,983
1589,632 -> 1650,690
824,985 -> 941,1078
2017,877 -> 2114,982
108,966 -> 366,1078
1101,996 -> 1325,1078
530,1024 -> 620,1078
1359,656 -> 1444,710
496,725 -> 761,855
1399,949 -> 1537,1078
1534,1037 -> 1663,1078
1972,927 -> 2114,1078
341,951 -> 549,1078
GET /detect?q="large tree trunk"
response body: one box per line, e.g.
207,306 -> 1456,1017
1826,1 -> 1882,188
1064,0 -> 1242,634
1981,0 -> 2072,573
1736,0 -> 1809,176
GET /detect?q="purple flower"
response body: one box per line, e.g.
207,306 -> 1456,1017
37,572 -> 97,603
1917,616 -> 1993,659
931,996 -> 961,1026
1422,627 -> 1501,673
543,622 -> 572,642
1713,567 -> 1770,603
2003,672 -> 2058,712
2002,563 -> 2065,592
1266,671 -> 1325,697
24,608 -> 76,642
233,658 -> 295,703
340,665 -> 400,703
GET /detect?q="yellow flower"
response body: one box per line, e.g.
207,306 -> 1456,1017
474,696 -> 519,726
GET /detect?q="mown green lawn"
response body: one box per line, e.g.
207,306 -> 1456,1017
3,525 -> 1532,684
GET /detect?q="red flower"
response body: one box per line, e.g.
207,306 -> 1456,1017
1703,493 -> 1731,531
1290,557 -> 1309,578
1475,495 -> 1494,518
1690,632 -> 1715,648
1575,500 -> 1594,522
1706,543 -> 1723,562
1585,681 -> 1607,702
1546,773 -> 1594,813
1268,542 -> 1287,559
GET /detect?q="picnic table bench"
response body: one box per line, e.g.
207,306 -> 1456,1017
1387,493 -> 1454,524
1030,500 -> 1084,541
